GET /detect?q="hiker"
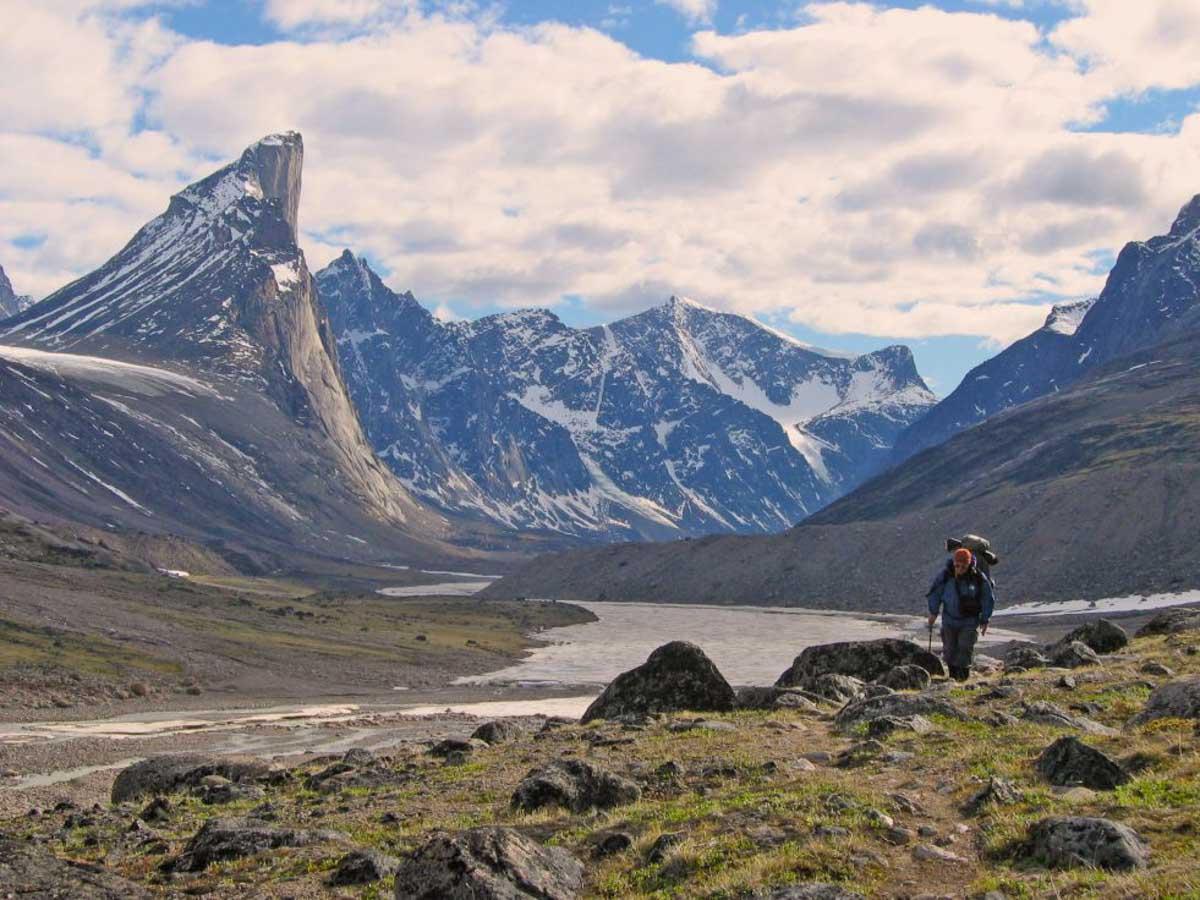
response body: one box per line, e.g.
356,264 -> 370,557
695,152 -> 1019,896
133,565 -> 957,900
927,547 -> 994,681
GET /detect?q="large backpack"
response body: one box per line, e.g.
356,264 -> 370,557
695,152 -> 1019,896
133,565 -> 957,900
946,533 -> 998,579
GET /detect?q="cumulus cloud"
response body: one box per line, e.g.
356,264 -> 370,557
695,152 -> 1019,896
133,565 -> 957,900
656,0 -> 718,26
5,0 -> 1200,344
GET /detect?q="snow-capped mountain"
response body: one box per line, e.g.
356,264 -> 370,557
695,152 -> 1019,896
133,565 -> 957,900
895,193 -> 1200,461
0,264 -> 32,319
318,253 -> 936,539
0,134 -> 468,567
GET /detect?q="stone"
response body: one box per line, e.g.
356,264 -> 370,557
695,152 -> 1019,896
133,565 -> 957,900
1048,640 -> 1102,669
963,777 -> 1022,815
1130,675 -> 1200,724
511,759 -> 640,813
795,674 -> 867,704
1057,674 -> 1077,690
890,793 -> 925,815
865,808 -> 894,828
342,748 -> 375,766
111,754 -> 271,804
472,720 -> 523,745
765,885 -> 865,899
1136,608 -> 1200,637
0,837 -> 153,898
647,832 -> 685,862
330,848 -> 400,886
137,796 -> 172,824
591,830 -> 633,857
736,686 -> 820,712
196,781 -> 266,805
1056,619 -> 1129,654
581,641 -> 735,723
393,827 -> 584,899
884,826 -> 915,845
834,692 -> 969,731
813,824 -> 850,838
1020,816 -> 1149,871
1035,737 -> 1130,790
1019,701 -> 1118,735
429,737 -> 487,758
1140,661 -> 1175,677
168,817 -> 345,872
912,844 -> 968,863
974,655 -> 1003,673
874,664 -> 932,691
1003,643 -> 1049,670
669,718 -> 737,733
775,638 -> 945,686
865,714 -> 934,739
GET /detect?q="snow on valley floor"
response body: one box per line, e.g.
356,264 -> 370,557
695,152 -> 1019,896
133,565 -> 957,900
994,588 -> 1200,618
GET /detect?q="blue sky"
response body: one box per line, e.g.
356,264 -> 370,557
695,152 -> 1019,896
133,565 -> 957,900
6,0 -> 1200,396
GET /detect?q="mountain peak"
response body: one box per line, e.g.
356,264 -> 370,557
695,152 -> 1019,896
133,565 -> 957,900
0,263 -> 32,319
1169,193 -> 1200,238
241,132 -> 303,242
1041,297 -> 1095,336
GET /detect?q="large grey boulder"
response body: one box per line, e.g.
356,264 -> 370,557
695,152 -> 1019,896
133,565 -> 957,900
796,673 -> 866,704
1057,619 -> 1128,654
393,827 -> 584,899
512,759 -> 640,813
168,817 -> 345,872
1035,737 -> 1129,790
1021,816 -> 1149,870
1003,644 -> 1049,670
330,848 -> 400,886
111,754 -> 271,803
472,720 -> 524,745
776,638 -> 944,686
1136,608 -> 1200,637
0,837 -> 153,898
581,641 -> 735,723
874,664 -> 931,691
1130,675 -> 1200,725
834,691 -> 968,731
1047,640 -> 1102,669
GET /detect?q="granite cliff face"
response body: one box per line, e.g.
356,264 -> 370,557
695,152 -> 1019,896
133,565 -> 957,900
0,264 -> 32,319
896,194 -> 1200,460
0,134 -> 469,567
318,254 -> 936,540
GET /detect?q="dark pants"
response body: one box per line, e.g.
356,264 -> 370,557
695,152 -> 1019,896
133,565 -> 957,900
941,622 -> 979,680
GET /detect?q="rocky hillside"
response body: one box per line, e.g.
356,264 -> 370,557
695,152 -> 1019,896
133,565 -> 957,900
319,253 -> 936,540
484,328 -> 1200,608
0,263 -> 32,319
0,134 -> 512,568
896,193 -> 1200,461
4,615 -> 1199,897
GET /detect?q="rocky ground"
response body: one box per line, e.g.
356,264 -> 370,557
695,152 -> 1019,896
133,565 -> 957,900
4,611 -> 1199,898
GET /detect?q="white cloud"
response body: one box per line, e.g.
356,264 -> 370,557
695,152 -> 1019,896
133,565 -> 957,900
656,0 -> 718,26
5,1 -> 1200,344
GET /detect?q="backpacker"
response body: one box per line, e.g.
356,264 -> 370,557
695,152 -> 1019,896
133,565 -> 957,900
953,568 -> 984,617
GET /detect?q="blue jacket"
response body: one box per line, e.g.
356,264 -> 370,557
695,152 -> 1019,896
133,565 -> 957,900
927,557 -> 995,626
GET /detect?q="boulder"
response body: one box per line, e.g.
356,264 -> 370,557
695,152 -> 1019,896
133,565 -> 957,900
834,692 -> 969,731
342,748 -> 375,766
1019,701 -> 1117,735
1035,737 -> 1129,790
765,884 -> 864,899
874,664 -> 931,691
775,638 -> 944,687
796,674 -> 866,705
1140,661 -> 1174,677
1048,640 -> 1102,669
865,715 -> 934,739
1136,608 -> 1200,637
1130,675 -> 1200,725
168,817 -> 345,872
1003,643 -> 1049,670
1057,619 -> 1128,654
512,759 -> 640,813
581,641 -> 735,723
1020,816 -> 1149,871
471,720 -> 523,745
0,837 -> 153,898
330,848 -> 400,886
429,737 -> 488,758
736,686 -> 820,712
393,827 -> 584,900
111,754 -> 271,803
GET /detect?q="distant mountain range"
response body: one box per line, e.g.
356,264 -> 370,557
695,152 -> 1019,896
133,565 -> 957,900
0,264 -> 32,319
0,133 -> 505,571
318,253 -> 935,539
895,195 -> 1200,460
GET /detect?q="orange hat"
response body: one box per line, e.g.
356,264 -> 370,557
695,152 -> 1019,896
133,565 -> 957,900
953,548 -> 972,566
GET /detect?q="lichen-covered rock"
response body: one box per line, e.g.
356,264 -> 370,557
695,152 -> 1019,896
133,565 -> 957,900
393,827 -> 584,899
111,755 -> 271,804
581,641 -> 735,723
471,720 -> 523,745
1035,737 -> 1129,790
429,737 -> 488,758
1130,675 -> 1200,725
168,817 -> 345,872
1135,608 -> 1200,637
1003,643 -> 1049,670
963,776 -> 1022,815
775,639 -> 944,687
1057,619 -> 1128,654
330,848 -> 400,886
796,673 -> 866,704
1020,816 -> 1149,871
1019,701 -> 1117,735
834,691 -> 968,731
865,714 -> 934,739
1048,640 -> 1102,669
874,664 -> 932,691
0,837 -> 153,898
511,759 -> 640,813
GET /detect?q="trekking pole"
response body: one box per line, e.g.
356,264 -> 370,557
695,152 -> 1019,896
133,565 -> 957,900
927,621 -> 933,654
